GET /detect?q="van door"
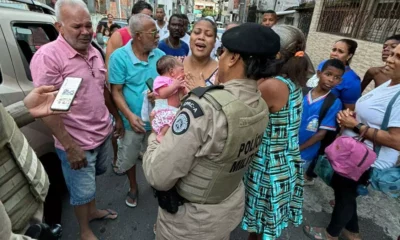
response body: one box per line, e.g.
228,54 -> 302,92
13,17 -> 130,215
0,25 -> 25,106
3,21 -> 58,158
5,21 -> 58,94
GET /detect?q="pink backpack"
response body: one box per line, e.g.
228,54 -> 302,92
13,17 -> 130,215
325,129 -> 377,181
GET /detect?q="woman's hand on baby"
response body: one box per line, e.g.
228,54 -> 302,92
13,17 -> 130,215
185,72 -> 206,90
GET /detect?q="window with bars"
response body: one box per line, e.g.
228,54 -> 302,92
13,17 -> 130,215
317,0 -> 400,43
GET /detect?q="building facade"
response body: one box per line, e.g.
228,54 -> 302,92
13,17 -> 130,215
306,0 -> 400,92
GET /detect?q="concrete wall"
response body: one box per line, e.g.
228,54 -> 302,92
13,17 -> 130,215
306,0 -> 383,93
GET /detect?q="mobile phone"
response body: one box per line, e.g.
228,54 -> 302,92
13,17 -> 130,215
50,77 -> 82,111
146,78 -> 154,92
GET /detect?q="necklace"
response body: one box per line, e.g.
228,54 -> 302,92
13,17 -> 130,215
80,55 -> 95,77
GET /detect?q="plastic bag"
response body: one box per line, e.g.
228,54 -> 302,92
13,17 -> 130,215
141,90 -> 153,122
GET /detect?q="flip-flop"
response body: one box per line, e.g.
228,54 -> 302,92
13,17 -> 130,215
111,163 -> 125,176
303,225 -> 331,240
125,190 -> 138,208
89,209 -> 118,222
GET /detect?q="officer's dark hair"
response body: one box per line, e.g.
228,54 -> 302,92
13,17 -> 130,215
336,39 -> 358,66
131,1 -> 153,15
193,18 -> 217,39
169,14 -> 183,25
156,56 -> 180,75
273,25 -> 309,87
107,13 -> 113,18
241,55 -> 282,80
321,59 -> 345,73
386,34 -> 400,42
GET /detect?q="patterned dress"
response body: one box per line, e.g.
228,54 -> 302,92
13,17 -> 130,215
241,76 -> 304,239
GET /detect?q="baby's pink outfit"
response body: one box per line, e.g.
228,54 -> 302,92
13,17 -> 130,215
152,76 -> 179,137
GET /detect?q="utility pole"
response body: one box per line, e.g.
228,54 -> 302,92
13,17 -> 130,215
238,0 -> 245,23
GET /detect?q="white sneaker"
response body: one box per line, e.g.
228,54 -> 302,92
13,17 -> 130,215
304,179 -> 315,186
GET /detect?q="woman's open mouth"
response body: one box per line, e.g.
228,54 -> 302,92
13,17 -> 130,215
195,43 -> 206,51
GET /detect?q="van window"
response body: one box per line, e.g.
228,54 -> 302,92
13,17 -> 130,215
12,23 -> 58,81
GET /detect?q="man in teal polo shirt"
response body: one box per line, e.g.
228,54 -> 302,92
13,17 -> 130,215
109,13 -> 165,207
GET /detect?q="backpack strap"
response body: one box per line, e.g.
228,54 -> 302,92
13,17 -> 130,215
375,90 -> 400,155
302,87 -> 312,97
317,92 -> 338,155
318,92 -> 337,125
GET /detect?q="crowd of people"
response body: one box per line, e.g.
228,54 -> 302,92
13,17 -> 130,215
1,0 -> 400,240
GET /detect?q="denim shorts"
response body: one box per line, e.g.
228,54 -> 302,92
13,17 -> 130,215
56,135 -> 113,206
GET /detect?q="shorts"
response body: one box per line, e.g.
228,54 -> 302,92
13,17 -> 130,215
117,130 -> 150,172
56,135 -> 113,206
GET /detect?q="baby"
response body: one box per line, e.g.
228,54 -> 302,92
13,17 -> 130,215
151,56 -> 187,142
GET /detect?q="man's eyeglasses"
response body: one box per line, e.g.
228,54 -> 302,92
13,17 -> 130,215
136,30 -> 159,38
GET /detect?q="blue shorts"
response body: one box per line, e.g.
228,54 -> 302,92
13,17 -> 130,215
56,135 -> 113,206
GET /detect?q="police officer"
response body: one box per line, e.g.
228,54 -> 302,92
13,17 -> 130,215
0,86 -> 64,240
143,23 -> 281,240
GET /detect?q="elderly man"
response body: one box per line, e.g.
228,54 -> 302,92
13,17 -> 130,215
108,13 -> 165,208
30,0 -> 122,239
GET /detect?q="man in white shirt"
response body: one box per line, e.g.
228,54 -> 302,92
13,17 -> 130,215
155,7 -> 169,40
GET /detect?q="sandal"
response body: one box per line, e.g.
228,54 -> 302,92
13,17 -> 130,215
303,225 -> 337,240
125,189 -> 138,208
329,200 -> 335,208
89,209 -> 118,222
111,163 -> 125,176
341,229 -> 362,240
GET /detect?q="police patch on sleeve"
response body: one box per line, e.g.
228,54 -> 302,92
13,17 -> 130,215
172,112 -> 190,135
181,99 -> 204,118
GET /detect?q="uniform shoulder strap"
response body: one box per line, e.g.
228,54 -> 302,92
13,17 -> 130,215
189,85 -> 224,98
318,92 -> 337,125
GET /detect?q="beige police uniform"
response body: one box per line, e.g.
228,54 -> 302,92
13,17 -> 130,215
143,79 -> 269,240
0,101 -> 48,240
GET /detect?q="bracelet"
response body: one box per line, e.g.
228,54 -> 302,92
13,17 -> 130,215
353,123 -> 365,134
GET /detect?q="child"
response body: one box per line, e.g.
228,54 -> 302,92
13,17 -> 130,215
299,59 -> 345,185
151,56 -> 187,142
261,10 -> 277,28
361,34 -> 400,92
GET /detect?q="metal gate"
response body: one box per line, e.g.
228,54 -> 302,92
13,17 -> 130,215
298,9 -> 313,38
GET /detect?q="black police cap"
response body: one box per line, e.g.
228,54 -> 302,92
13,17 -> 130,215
222,23 -> 281,57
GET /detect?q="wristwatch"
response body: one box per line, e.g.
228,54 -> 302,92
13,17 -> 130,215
353,123 -> 365,134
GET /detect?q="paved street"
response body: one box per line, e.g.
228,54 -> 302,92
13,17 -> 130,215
60,160 -> 399,240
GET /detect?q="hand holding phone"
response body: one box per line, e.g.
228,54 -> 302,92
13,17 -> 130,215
51,77 -> 82,111
146,78 -> 154,92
